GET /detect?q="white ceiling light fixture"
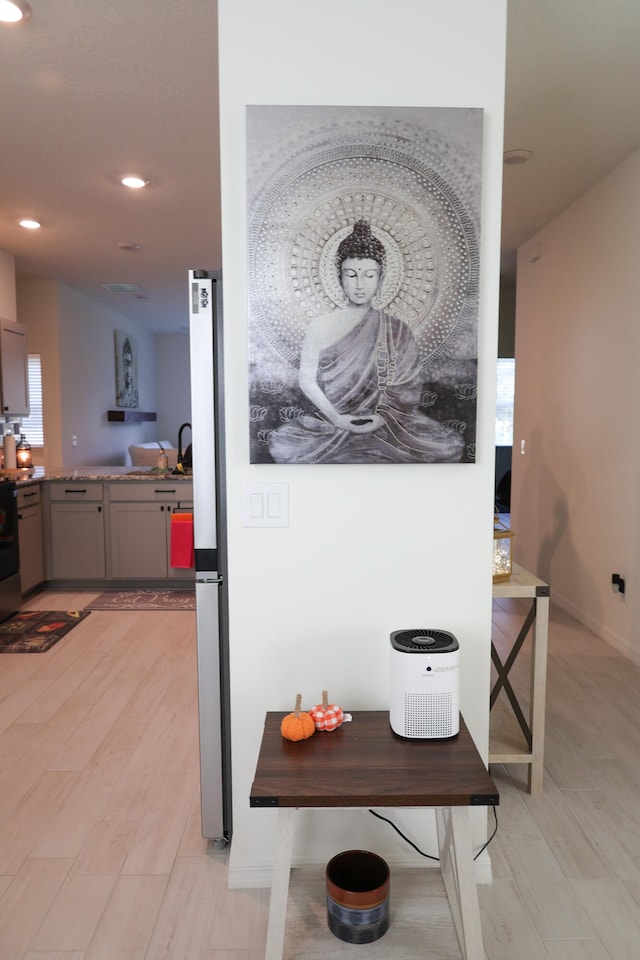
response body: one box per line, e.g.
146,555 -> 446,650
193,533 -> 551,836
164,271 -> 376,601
504,149 -> 533,166
19,218 -> 41,229
120,175 -> 149,189
0,0 -> 32,23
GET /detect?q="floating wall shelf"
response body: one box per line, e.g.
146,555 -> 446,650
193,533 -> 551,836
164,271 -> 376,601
107,410 -> 157,423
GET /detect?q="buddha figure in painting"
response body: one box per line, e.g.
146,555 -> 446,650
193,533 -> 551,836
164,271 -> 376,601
269,219 -> 465,464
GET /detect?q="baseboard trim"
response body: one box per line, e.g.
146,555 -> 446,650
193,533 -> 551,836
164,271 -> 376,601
41,578 -> 194,591
553,591 -> 640,667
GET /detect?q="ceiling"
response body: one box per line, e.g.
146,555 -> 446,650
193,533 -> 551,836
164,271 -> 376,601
1,1 -> 640,333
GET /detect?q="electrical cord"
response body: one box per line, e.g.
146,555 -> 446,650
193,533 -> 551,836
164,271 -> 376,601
368,804 -> 498,862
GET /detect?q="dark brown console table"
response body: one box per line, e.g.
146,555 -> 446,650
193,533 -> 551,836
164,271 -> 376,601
250,710 -> 498,960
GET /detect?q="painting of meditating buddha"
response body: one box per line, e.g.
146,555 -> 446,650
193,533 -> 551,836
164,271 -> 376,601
246,105 -> 482,465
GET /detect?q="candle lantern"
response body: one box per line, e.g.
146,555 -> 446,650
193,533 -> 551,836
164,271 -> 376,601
16,434 -> 33,470
493,512 -> 514,583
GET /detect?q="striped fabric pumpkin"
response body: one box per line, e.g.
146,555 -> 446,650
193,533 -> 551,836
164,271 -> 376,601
310,690 -> 345,731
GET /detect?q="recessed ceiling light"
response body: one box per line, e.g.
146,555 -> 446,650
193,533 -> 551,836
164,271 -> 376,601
120,176 -> 149,189
19,218 -> 41,229
0,1 -> 32,23
504,149 -> 533,166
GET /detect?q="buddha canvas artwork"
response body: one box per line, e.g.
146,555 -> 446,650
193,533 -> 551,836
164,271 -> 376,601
246,105 -> 483,464
114,329 -> 139,409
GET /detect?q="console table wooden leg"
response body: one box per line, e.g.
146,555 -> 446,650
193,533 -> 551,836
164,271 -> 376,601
265,808 -> 296,960
436,807 -> 486,960
528,594 -> 549,795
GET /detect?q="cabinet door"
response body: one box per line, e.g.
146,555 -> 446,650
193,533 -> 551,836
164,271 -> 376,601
110,502 -> 169,579
0,319 -> 29,417
18,505 -> 44,595
50,502 -> 106,579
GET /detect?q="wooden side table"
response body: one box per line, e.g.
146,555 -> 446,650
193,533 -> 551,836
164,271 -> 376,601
490,562 -> 550,794
250,711 -> 498,960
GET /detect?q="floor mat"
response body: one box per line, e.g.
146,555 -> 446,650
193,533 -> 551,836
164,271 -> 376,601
86,590 -> 196,611
0,609 -> 91,653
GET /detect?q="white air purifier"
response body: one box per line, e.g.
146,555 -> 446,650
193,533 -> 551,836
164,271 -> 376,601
389,629 -> 460,739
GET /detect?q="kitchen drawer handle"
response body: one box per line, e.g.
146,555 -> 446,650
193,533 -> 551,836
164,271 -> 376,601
23,491 -> 38,499
65,488 -> 87,493
154,488 -> 177,494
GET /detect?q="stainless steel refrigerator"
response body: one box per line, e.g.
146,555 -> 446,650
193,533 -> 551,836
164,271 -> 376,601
188,269 -> 232,844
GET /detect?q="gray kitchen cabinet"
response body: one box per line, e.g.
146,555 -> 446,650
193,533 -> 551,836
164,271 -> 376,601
17,484 -> 44,595
47,482 -> 106,579
0,318 -> 29,417
107,481 -> 193,580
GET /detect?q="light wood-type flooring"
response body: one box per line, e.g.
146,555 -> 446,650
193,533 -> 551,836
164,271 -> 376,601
0,589 -> 639,958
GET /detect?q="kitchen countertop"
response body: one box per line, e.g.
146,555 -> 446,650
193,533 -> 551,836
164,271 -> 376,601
7,466 -> 193,487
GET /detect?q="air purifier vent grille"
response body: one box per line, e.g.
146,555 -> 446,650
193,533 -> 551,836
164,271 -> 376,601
403,692 -> 455,739
390,629 -> 458,654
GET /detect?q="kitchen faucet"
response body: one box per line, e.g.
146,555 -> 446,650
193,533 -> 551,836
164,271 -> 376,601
177,422 -> 192,468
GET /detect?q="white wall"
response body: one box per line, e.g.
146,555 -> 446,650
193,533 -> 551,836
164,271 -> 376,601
155,333 -> 191,448
218,0 -> 507,884
17,277 -> 158,467
512,146 -> 640,664
57,284 -> 157,466
0,249 -> 16,322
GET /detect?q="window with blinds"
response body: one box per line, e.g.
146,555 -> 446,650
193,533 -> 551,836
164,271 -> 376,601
496,357 -> 515,446
20,354 -> 44,447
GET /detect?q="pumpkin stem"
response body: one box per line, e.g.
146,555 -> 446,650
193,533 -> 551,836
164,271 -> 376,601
294,693 -> 302,717
322,689 -> 328,708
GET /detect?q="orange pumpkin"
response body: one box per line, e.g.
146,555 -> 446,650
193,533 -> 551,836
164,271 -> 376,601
281,694 -> 315,741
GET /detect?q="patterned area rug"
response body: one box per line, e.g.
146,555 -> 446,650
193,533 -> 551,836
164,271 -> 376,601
0,609 -> 91,653
86,590 -> 196,611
